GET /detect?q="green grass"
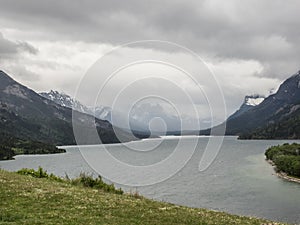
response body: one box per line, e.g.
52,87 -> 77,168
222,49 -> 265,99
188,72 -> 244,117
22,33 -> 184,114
0,169 -> 286,225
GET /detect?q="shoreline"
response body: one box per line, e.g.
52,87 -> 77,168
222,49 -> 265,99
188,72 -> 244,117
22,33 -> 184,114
266,159 -> 300,184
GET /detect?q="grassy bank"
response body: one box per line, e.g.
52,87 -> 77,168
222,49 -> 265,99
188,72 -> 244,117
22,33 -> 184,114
0,169 -> 286,225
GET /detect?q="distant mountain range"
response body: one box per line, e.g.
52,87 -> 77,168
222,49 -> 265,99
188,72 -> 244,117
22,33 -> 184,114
39,91 -> 201,135
201,70 -> 300,139
40,90 -> 112,122
39,90 -> 153,137
41,70 -> 300,140
0,70 -> 136,146
1,68 -> 300,146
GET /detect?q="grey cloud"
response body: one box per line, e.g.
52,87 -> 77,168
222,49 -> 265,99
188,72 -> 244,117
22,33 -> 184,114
3,64 -> 39,81
12,64 -> 39,81
0,32 -> 19,57
0,32 -> 38,59
0,32 -> 39,82
1,0 -> 297,130
17,41 -> 39,54
0,0 -> 299,78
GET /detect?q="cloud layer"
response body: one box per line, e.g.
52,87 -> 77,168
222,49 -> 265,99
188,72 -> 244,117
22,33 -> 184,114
1,0 -> 299,76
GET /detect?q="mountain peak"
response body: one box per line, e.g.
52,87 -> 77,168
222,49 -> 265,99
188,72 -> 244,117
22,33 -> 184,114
0,70 -> 11,78
39,90 -> 112,122
40,90 -> 78,109
0,70 -> 24,93
0,70 -> 14,83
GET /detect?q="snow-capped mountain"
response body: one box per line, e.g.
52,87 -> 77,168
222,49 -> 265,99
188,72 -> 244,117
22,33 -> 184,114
0,71 -> 135,145
201,70 -> 300,138
39,91 -> 203,134
228,94 -> 265,120
40,90 -> 90,113
39,90 -> 112,122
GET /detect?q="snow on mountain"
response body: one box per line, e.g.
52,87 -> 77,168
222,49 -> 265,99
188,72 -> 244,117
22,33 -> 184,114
228,94 -> 265,120
40,90 -> 85,110
40,91 -> 209,133
39,90 -> 112,121
245,95 -> 265,106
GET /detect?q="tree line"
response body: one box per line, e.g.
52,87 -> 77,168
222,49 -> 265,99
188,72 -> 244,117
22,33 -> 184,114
0,132 -> 65,160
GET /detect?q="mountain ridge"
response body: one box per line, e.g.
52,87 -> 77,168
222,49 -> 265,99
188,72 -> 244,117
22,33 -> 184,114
201,70 -> 300,138
39,90 -> 112,122
0,70 -> 136,145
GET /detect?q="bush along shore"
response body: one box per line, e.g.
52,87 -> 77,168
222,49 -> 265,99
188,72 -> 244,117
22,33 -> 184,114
265,143 -> 300,183
0,168 -> 286,225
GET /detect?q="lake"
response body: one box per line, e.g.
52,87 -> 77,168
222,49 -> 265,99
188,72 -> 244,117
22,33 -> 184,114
1,136 -> 300,224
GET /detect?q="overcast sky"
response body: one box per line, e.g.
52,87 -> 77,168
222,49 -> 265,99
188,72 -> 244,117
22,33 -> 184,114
0,0 -> 299,129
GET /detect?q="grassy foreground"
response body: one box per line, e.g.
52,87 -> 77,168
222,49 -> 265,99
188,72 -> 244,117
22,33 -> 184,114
0,170 -> 284,225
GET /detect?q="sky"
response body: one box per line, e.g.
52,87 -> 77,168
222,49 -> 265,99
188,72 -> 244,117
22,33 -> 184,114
0,0 -> 299,130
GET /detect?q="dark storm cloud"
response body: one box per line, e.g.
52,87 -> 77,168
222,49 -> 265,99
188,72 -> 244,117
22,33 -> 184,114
0,0 -> 299,78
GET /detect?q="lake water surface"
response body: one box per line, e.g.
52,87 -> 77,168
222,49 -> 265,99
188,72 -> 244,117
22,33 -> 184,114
1,136 -> 300,224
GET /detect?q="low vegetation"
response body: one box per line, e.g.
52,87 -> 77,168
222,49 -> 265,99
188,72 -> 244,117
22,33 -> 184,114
16,167 -> 123,194
0,169 -> 284,225
265,143 -> 300,177
0,132 -> 65,160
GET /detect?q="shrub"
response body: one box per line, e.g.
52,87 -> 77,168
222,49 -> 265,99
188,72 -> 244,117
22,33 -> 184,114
17,168 -> 123,194
17,167 -> 64,182
265,143 -> 300,177
72,173 -> 123,195
17,167 -> 48,178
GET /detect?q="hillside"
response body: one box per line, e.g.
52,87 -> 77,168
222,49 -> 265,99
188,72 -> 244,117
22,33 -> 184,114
0,70 -> 136,145
201,71 -> 300,138
0,169 -> 281,225
239,103 -> 300,139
